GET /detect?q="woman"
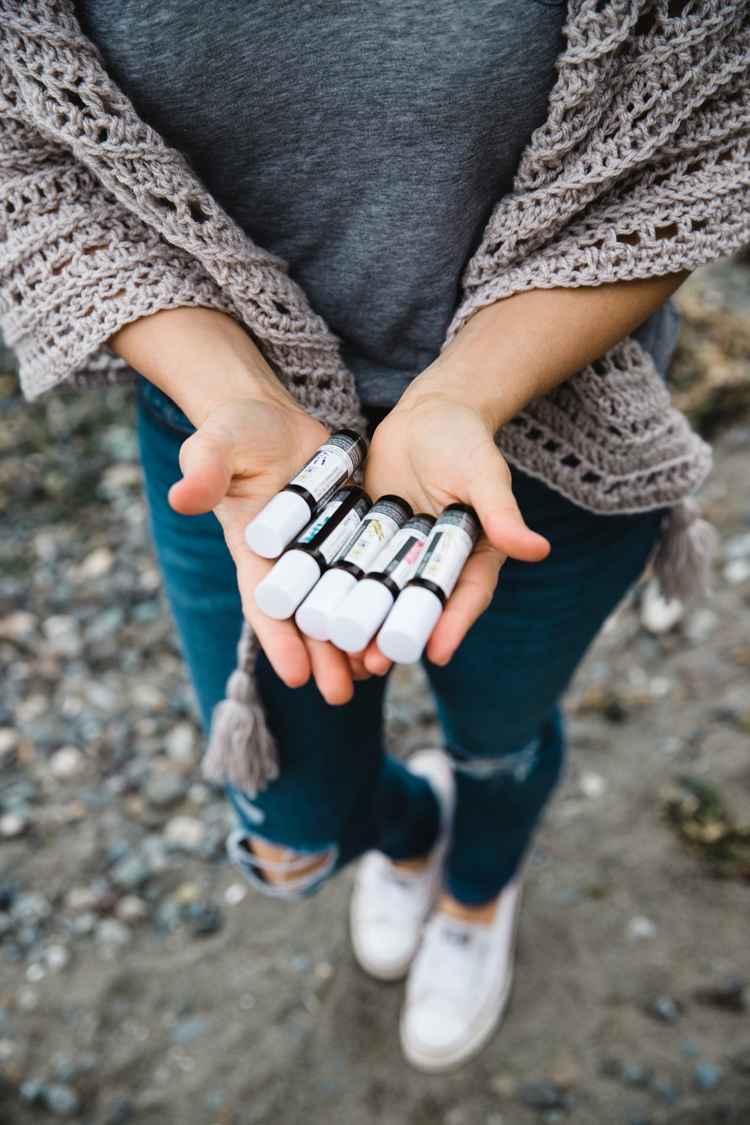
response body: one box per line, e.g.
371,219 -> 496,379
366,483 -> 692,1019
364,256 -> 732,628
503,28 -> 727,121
1,0 -> 748,1071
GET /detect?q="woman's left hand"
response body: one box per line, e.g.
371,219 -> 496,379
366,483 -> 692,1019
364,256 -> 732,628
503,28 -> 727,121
361,387 -> 550,674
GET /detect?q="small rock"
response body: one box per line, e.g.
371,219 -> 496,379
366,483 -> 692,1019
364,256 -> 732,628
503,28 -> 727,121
652,1079 -> 679,1106
95,918 -> 131,949
723,558 -> 750,585
171,1016 -> 206,1045
0,811 -> 27,837
114,895 -> 149,923
680,1042 -> 699,1060
0,612 -> 38,642
48,746 -> 85,779
43,1082 -> 80,1116
623,1062 -> 651,1087
164,816 -> 205,852
153,897 -> 181,935
174,881 -> 203,906
640,580 -> 684,634
75,546 -> 114,580
579,771 -> 607,799
723,531 -> 750,561
42,615 -> 83,658
627,916 -> 656,941
651,996 -> 679,1023
548,1052 -> 581,1090
0,728 -> 18,758
684,608 -> 717,644
106,1097 -> 133,1124
517,1082 -> 568,1110
19,1078 -> 45,1101
45,945 -> 71,971
706,974 -> 747,1012
64,886 -> 99,912
111,855 -> 151,893
224,882 -> 247,906
694,1062 -> 724,1091
145,768 -> 186,808
164,722 -> 196,761
12,892 -> 52,924
190,904 -> 222,937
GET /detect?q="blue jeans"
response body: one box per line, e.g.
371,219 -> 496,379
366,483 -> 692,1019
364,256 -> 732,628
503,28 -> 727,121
137,376 -> 663,904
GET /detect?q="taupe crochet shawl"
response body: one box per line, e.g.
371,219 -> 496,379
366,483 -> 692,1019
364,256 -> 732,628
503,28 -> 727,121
1,0 -> 748,792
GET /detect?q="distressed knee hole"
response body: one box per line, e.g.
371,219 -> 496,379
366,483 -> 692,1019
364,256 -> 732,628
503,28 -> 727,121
226,829 -> 337,900
447,735 -> 542,783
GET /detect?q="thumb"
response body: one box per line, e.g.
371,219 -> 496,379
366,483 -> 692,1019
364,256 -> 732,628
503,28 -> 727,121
168,428 -> 233,515
467,441 -> 550,563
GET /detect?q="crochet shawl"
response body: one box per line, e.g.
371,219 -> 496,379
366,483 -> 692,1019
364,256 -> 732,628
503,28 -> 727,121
1,0 -> 749,793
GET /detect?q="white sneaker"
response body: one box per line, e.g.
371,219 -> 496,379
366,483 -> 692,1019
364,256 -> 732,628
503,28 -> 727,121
400,879 -> 521,1072
349,750 -> 455,981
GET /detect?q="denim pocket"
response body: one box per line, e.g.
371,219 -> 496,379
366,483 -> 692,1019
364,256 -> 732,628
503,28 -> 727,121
136,375 -> 196,436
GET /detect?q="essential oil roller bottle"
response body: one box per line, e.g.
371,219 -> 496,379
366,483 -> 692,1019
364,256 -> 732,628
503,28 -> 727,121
377,503 -> 481,664
245,429 -> 368,558
294,495 -> 413,641
327,514 -> 435,654
254,486 -> 371,620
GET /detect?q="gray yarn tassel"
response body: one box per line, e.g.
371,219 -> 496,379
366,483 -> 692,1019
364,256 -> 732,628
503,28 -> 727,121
653,497 -> 718,602
202,621 -> 279,797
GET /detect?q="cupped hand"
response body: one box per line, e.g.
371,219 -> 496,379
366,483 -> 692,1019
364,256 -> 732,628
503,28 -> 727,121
168,395 -> 365,704
360,393 -> 550,674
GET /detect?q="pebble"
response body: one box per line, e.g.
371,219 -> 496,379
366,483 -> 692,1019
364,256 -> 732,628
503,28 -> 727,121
0,728 -> 18,758
111,854 -> 151,892
652,1079 -> 679,1106
45,944 -> 71,971
164,722 -> 196,760
43,1083 -> 80,1116
164,815 -> 205,852
224,882 -> 248,906
64,886 -> 99,912
114,895 -> 149,923
723,558 -> 750,585
0,811 -> 27,837
651,995 -> 679,1022
171,1015 -> 206,1045
623,1062 -> 651,1087
95,918 -> 131,949
174,881 -> 203,906
579,770 -> 607,799
517,1082 -> 568,1109
694,1062 -> 724,1091
48,746 -> 85,779
627,916 -> 656,941
144,768 -> 186,808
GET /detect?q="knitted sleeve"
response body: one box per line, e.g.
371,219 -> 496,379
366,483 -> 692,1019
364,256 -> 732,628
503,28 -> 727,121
0,85 -> 237,400
451,0 -> 750,335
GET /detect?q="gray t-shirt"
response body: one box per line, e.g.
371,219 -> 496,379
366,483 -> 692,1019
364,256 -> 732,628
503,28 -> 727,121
76,1 -> 568,405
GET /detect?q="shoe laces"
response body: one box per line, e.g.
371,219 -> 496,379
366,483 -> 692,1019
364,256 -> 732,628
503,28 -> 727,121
363,857 -> 434,925
412,914 -> 490,1005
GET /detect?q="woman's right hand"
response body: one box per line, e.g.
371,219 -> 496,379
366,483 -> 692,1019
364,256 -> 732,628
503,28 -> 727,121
110,307 -> 362,704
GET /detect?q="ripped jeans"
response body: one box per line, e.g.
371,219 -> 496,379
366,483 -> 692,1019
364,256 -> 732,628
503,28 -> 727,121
137,376 -> 663,905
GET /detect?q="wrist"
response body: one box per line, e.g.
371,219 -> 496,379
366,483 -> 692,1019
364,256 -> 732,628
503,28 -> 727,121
110,306 -> 298,428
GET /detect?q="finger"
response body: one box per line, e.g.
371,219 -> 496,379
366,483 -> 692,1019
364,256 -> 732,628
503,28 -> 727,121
168,456 -> 233,515
363,637 -> 393,676
468,444 -> 550,563
347,653 -> 374,681
425,540 -> 504,666
305,638 -> 356,705
234,550 -> 313,689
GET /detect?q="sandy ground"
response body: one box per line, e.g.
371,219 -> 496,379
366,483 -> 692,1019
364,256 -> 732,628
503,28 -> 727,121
0,261 -> 749,1125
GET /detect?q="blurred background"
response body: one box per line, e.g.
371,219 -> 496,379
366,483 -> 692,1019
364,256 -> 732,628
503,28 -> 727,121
0,255 -> 749,1125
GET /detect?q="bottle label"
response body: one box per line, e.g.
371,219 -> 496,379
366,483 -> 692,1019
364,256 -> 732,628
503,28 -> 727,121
368,517 -> 433,590
337,502 -> 405,572
297,496 -> 344,545
319,506 -> 370,564
413,508 -> 480,598
289,435 -> 361,504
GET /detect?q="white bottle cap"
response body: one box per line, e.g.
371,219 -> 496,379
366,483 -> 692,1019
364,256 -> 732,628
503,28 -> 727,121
254,550 -> 322,620
376,585 -> 443,664
245,490 -> 312,559
294,567 -> 358,641
328,578 -> 394,653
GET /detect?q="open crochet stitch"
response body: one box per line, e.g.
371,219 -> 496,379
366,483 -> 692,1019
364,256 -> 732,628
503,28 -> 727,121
1,0 -> 749,792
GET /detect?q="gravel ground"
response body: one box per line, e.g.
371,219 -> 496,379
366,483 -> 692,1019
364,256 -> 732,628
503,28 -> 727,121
0,262 -> 749,1125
